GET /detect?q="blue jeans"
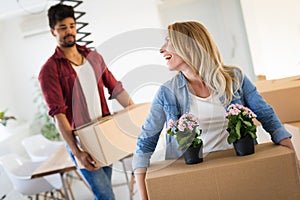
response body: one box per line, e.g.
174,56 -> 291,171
66,146 -> 115,200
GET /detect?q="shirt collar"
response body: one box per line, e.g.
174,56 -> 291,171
177,72 -> 187,89
53,44 -> 90,60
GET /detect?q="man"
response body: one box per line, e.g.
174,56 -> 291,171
39,3 -> 134,200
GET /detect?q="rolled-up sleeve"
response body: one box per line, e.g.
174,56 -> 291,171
242,75 -> 292,144
132,92 -> 166,171
132,152 -> 152,170
270,126 -> 292,144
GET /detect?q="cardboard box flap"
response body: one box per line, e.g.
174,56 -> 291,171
255,75 -> 300,92
76,115 -> 113,130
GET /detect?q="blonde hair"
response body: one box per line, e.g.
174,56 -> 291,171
168,21 -> 243,105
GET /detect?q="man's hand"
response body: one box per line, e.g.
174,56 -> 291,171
76,151 -> 103,171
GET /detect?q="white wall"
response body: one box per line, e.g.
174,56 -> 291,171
0,20 -> 15,115
1,0 -> 297,123
81,0 -> 162,46
157,0 -> 255,81
241,0 -> 300,79
0,13 -> 56,123
0,0 -> 163,122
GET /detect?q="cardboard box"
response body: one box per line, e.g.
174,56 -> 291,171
146,143 -> 300,200
286,121 -> 300,130
255,75 -> 300,123
285,123 -> 300,160
75,103 -> 150,167
254,116 -> 300,161
256,123 -> 300,160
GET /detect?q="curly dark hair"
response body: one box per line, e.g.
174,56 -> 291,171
47,3 -> 75,29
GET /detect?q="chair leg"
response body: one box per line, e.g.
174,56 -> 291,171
50,191 -> 55,200
43,191 -> 47,200
65,174 -> 75,200
57,189 -> 65,199
120,159 -> 134,200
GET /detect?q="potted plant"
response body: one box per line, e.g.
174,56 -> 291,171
32,77 -> 61,141
226,104 -> 257,156
167,113 -> 203,164
0,110 -> 16,127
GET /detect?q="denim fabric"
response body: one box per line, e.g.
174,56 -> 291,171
132,71 -> 292,170
66,146 -> 115,200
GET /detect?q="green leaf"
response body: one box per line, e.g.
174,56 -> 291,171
192,138 -> 202,147
227,135 -> 236,144
249,126 -> 257,132
167,128 -> 174,136
195,127 -> 201,135
235,120 -> 241,139
243,120 -> 252,127
249,132 -> 257,139
176,131 -> 194,150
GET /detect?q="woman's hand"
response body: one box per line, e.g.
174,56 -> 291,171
279,138 -> 294,150
279,138 -> 300,174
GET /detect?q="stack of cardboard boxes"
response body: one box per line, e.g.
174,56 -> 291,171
255,75 -> 300,159
254,75 -> 300,125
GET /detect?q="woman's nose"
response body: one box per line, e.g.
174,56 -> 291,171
160,44 -> 166,53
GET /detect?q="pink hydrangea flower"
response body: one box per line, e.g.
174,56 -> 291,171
168,119 -> 175,128
166,113 -> 203,150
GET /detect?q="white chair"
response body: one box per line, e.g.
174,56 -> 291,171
21,134 -> 64,162
0,153 -> 63,199
22,134 -> 92,199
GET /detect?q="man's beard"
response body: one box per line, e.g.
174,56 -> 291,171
62,41 -> 76,47
61,34 -> 76,47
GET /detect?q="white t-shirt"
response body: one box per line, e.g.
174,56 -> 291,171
189,92 -> 233,153
72,61 -> 102,121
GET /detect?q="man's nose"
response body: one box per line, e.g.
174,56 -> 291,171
66,27 -> 73,33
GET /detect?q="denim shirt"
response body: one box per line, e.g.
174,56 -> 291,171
132,71 -> 292,170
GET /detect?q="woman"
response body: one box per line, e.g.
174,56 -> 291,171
132,21 -> 298,199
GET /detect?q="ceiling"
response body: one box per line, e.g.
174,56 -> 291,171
0,0 -> 53,19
